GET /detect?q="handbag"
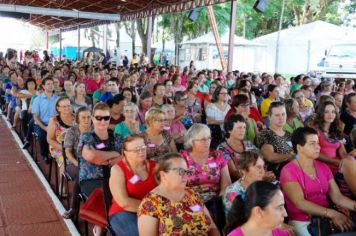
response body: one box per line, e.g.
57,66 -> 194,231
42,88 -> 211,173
308,215 -> 333,236
79,188 -> 108,228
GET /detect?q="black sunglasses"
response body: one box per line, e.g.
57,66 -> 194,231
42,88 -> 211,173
94,115 -> 111,121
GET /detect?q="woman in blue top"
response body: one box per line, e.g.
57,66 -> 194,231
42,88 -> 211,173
114,102 -> 145,138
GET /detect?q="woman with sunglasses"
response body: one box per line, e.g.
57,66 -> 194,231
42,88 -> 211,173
181,123 -> 231,229
281,127 -> 356,236
139,107 -> 177,163
78,102 -> 123,236
138,153 -> 220,235
47,96 -> 75,195
109,135 -> 157,236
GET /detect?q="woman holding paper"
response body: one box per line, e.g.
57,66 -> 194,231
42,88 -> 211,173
109,135 -> 157,236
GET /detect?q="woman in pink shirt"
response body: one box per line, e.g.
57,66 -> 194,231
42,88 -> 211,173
313,101 -> 348,174
281,127 -> 355,236
225,181 -> 290,236
181,123 -> 231,228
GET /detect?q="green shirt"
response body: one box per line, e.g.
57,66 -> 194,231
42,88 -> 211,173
92,89 -> 102,101
244,118 -> 256,144
283,118 -> 302,134
114,122 -> 146,138
290,83 -> 301,96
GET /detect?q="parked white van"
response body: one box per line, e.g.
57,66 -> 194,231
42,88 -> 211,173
323,43 -> 356,79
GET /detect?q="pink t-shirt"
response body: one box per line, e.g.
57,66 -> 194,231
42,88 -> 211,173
181,150 -> 227,202
317,131 -> 341,173
181,74 -> 188,87
228,227 -> 290,236
280,160 -> 333,221
168,120 -> 186,139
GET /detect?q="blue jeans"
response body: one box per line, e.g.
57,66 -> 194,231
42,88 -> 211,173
109,211 -> 138,236
34,124 -> 49,159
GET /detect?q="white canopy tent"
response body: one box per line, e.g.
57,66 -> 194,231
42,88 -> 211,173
253,20 -> 356,74
179,32 -> 266,72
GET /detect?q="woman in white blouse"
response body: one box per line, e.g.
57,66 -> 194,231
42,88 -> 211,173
206,86 -> 231,130
205,86 -> 231,149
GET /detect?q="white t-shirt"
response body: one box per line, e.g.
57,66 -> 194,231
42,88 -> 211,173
206,103 -> 231,130
19,90 -> 32,110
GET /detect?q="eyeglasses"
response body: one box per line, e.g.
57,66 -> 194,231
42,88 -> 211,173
125,145 -> 147,153
194,137 -> 211,142
180,97 -> 187,101
94,116 -> 111,121
166,168 -> 191,176
124,110 -> 136,114
154,118 -> 168,123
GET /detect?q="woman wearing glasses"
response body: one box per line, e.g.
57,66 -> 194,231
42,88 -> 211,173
206,86 -> 231,148
47,96 -> 75,194
139,108 -> 177,163
138,153 -> 220,235
114,102 -> 145,138
78,102 -> 123,236
109,135 -> 157,236
181,123 -> 231,229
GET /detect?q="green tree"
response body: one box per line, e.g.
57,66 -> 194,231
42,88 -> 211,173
235,0 -> 344,39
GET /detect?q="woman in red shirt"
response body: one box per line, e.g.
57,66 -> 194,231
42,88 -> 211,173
109,135 -> 157,236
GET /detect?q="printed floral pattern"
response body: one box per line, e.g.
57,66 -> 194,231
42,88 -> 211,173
138,188 -> 211,235
222,180 -> 245,215
181,150 -> 227,202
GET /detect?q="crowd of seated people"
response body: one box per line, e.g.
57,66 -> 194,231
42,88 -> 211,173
1,47 -> 356,236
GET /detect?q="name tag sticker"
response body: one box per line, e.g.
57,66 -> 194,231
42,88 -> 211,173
287,141 -> 293,147
95,143 -> 106,149
147,143 -> 156,148
190,204 -> 202,212
208,163 -> 217,168
129,175 -> 140,184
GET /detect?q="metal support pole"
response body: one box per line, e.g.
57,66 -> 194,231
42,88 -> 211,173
46,31 -> 49,50
227,0 -> 237,72
147,16 -> 153,64
59,29 -> 62,62
103,24 -> 108,54
77,25 -> 81,61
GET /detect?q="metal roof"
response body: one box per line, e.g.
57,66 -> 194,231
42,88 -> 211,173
0,0 -> 229,30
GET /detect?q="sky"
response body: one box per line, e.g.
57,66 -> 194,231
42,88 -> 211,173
0,17 -> 44,53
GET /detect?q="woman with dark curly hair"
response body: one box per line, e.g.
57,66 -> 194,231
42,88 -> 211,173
313,100 -> 348,174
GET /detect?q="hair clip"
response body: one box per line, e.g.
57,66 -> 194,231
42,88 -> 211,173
241,192 -> 247,202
